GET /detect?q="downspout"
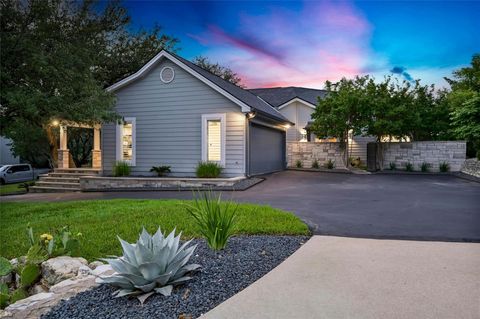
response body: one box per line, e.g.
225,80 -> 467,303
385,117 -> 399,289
245,115 -> 251,177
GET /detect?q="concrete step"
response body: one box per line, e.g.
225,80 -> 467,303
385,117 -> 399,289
54,168 -> 100,174
30,186 -> 80,193
38,177 -> 80,183
35,181 -> 80,189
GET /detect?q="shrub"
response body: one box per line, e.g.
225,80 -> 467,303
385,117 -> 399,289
196,162 -> 222,178
186,191 -> 237,251
150,165 -> 171,177
421,162 -> 431,172
311,159 -> 319,169
439,161 -> 450,172
389,162 -> 396,170
324,159 -> 335,169
405,162 -> 414,172
113,161 -> 131,177
100,228 -> 200,304
295,160 -> 303,168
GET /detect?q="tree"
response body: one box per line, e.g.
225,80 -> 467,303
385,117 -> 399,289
193,56 -> 244,87
0,0 -> 179,166
311,75 -> 452,167
445,54 -> 480,157
310,76 -> 372,164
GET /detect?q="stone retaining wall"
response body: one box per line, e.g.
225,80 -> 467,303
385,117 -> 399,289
381,141 -> 466,171
287,142 -> 345,169
80,176 -> 245,191
287,141 -> 466,172
461,158 -> 480,177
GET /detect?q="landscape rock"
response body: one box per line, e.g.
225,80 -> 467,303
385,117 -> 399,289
91,264 -> 114,277
4,292 -> 56,319
49,275 -> 96,296
0,273 -> 12,285
0,309 -> 13,318
87,261 -> 103,270
41,257 -> 88,286
29,283 -> 48,295
77,265 -> 92,277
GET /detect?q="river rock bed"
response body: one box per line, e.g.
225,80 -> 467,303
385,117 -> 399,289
42,235 -> 308,319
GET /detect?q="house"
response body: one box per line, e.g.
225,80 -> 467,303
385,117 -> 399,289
102,50 -> 295,177
51,50 -> 371,179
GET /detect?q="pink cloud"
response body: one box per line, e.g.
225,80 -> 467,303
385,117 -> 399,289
190,1 -> 379,88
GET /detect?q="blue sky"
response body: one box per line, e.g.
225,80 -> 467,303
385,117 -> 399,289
124,0 -> 480,88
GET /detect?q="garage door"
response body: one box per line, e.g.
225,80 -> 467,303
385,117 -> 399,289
249,123 -> 286,175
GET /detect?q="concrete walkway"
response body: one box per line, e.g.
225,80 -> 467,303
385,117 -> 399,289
203,236 -> 480,319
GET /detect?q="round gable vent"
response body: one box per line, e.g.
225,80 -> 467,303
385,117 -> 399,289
160,66 -> 175,83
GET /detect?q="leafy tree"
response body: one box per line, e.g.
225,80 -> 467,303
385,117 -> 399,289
445,54 -> 480,157
0,0 -> 179,166
193,56 -> 244,87
310,76 -> 372,164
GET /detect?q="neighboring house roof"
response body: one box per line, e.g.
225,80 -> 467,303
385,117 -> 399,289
106,50 -> 291,124
248,87 -> 327,109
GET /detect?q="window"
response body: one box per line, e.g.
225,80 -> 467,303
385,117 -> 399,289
202,114 -> 226,166
116,117 -> 136,166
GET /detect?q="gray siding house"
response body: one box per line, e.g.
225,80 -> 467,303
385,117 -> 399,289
103,50 -> 293,177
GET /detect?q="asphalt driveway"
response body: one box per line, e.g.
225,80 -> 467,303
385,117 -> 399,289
3,171 -> 480,242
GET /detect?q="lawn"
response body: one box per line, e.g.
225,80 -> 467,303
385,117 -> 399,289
0,181 -> 30,195
0,199 -> 309,261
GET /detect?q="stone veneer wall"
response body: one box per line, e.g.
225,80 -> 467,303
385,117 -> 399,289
79,176 -> 244,191
381,141 -> 466,171
287,142 -> 345,168
461,158 -> 480,177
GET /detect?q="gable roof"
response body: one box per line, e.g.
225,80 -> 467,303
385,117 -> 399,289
106,50 -> 291,124
248,87 -> 327,109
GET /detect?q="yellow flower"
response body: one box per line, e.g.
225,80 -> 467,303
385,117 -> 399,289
40,233 -> 53,241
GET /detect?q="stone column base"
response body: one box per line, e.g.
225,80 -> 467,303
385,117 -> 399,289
58,149 -> 70,169
92,150 -> 102,169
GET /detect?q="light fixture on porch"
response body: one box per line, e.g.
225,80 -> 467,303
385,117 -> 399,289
51,119 -> 59,126
247,111 -> 256,119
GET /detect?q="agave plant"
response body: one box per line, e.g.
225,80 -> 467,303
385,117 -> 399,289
100,228 -> 200,304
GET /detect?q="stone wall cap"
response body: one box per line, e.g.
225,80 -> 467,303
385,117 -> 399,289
80,176 -> 245,182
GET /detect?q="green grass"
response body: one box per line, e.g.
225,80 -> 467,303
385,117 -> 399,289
0,199 -> 309,261
0,181 -> 31,196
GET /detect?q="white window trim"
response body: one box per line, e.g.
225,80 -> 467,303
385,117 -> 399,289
201,113 -> 226,167
116,117 -> 136,166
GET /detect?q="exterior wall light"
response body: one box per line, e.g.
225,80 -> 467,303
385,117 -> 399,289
247,111 -> 256,119
51,120 -> 59,126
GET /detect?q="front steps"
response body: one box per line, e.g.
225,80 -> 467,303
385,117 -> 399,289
31,169 -> 101,193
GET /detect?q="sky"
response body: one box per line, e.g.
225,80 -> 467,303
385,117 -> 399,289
124,0 -> 480,89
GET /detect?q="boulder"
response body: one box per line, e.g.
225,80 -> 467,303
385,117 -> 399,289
4,292 -> 56,319
49,275 -> 96,296
41,257 -> 88,286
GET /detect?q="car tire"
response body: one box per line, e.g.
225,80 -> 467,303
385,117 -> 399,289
0,178 -> 5,185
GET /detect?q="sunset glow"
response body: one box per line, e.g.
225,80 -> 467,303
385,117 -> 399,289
125,0 -> 479,89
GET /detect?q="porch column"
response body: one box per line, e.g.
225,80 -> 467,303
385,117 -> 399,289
92,125 -> 102,169
58,125 -> 69,168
